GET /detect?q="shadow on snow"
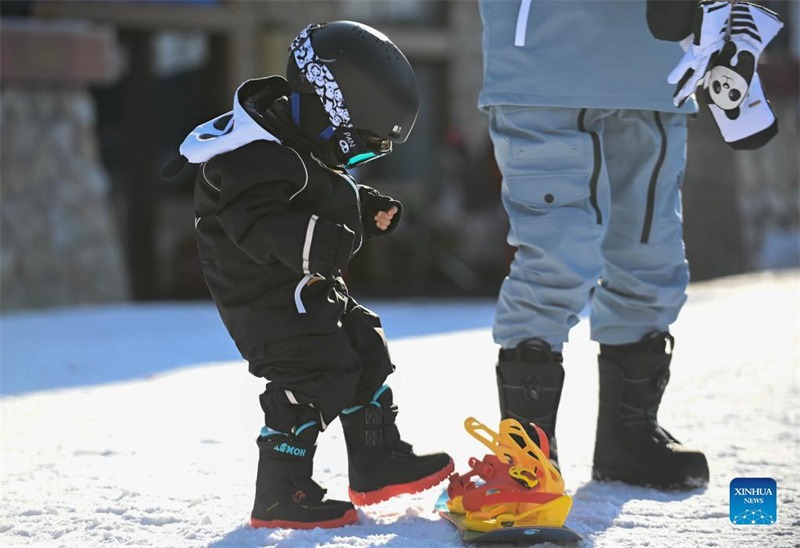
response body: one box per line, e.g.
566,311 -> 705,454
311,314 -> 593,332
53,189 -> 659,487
567,479 -> 707,546
202,481 -> 706,547
204,508 -> 460,548
0,300 -> 495,396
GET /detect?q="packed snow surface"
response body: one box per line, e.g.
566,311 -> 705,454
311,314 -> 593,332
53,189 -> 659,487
1,271 -> 798,547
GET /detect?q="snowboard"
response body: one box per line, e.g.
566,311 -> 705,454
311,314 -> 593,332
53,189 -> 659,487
435,491 -> 582,545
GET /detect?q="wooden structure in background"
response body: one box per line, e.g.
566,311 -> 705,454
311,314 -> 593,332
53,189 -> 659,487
30,1 -> 799,292
32,0 -> 485,299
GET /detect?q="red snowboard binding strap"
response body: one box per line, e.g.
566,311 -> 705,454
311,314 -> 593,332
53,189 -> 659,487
447,454 -> 560,513
444,417 -> 572,532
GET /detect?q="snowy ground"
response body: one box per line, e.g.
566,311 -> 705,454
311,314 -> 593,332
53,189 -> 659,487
1,270 -> 798,547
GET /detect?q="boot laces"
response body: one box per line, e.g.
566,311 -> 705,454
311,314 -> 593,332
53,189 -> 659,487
619,366 -> 670,430
620,402 -> 659,429
619,403 -> 676,444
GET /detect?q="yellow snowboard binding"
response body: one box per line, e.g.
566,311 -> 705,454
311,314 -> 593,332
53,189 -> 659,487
445,417 -> 573,533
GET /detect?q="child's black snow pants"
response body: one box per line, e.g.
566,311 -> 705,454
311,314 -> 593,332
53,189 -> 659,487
249,294 -> 395,433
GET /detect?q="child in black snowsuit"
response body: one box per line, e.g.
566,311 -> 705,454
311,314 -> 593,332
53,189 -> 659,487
170,21 -> 453,529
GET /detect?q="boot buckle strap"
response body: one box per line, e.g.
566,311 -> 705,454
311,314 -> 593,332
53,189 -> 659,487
393,440 -> 413,455
365,406 -> 383,425
365,405 -> 398,426
365,424 -> 401,447
365,428 -> 382,446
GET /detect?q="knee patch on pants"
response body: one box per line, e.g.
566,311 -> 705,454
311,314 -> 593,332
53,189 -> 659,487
342,304 -> 395,404
252,332 -> 363,432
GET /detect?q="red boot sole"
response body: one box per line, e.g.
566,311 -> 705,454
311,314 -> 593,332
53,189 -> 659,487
349,458 -> 455,506
250,508 -> 359,530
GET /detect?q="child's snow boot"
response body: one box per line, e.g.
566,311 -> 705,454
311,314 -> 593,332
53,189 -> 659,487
340,385 -> 454,506
445,417 -> 573,532
496,338 -> 565,468
250,422 -> 358,529
592,331 -> 709,489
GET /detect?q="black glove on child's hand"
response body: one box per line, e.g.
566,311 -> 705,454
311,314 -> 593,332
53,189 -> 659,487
359,185 -> 403,240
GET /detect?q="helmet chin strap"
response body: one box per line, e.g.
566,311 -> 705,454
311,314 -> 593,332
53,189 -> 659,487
289,91 -> 381,169
290,91 -> 301,125
258,94 -> 337,166
291,92 -> 330,139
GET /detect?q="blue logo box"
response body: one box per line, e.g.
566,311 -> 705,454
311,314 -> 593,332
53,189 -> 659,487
730,477 -> 777,525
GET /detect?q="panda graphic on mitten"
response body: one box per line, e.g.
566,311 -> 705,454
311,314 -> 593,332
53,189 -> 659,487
704,41 -> 754,120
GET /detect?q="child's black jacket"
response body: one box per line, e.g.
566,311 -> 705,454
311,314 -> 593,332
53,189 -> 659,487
194,133 -> 398,361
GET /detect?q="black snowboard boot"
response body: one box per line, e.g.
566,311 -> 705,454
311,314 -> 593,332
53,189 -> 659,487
250,423 -> 358,529
340,386 -> 454,506
496,338 -> 565,468
592,331 -> 709,489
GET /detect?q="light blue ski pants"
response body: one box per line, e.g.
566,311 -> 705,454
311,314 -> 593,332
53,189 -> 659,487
490,106 -> 689,351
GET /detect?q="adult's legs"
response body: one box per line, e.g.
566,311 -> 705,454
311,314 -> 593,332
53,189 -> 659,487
590,110 -> 707,488
491,106 -> 610,352
490,105 -> 610,461
591,110 -> 689,345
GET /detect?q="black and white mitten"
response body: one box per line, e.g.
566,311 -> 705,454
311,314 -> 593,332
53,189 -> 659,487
701,2 -> 782,149
668,1 -> 783,109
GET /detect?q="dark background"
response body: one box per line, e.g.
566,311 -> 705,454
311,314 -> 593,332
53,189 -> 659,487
1,0 -> 798,310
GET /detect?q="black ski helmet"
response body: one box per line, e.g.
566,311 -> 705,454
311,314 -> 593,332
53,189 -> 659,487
286,21 -> 419,168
